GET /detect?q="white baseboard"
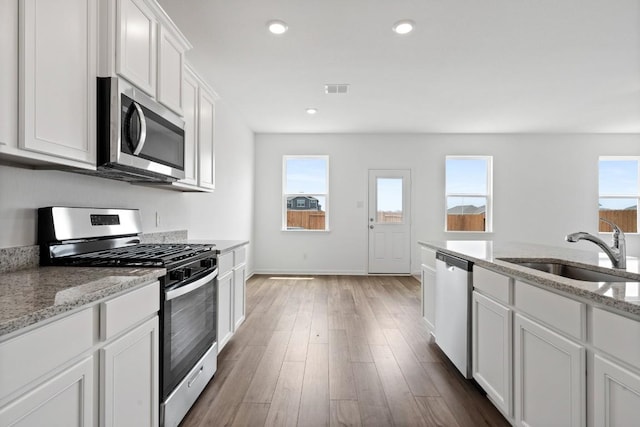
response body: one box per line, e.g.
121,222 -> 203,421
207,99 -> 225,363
252,268 -> 368,276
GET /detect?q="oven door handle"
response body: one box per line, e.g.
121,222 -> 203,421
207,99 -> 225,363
166,269 -> 218,301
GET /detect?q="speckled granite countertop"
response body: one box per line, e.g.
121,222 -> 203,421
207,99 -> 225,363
189,240 -> 249,254
0,266 -> 165,338
419,240 -> 640,319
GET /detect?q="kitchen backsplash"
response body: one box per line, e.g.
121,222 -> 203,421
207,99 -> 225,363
0,246 -> 40,274
0,230 -> 189,274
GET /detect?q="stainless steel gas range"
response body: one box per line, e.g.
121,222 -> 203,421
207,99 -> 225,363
38,207 -> 218,427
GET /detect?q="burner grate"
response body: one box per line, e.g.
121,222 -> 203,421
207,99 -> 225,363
60,244 -> 214,267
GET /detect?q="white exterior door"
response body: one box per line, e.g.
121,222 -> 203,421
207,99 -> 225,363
368,169 -> 411,274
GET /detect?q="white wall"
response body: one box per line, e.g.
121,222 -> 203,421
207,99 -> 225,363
0,100 -> 256,271
254,133 -> 640,275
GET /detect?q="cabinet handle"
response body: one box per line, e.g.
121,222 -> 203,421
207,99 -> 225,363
124,101 -> 147,155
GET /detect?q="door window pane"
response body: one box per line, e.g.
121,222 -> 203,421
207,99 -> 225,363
377,178 -> 403,223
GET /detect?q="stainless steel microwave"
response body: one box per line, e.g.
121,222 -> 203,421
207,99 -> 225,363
96,77 -> 185,182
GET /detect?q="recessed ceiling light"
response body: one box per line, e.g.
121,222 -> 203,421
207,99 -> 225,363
392,20 -> 415,35
306,108 -> 318,115
267,20 -> 288,35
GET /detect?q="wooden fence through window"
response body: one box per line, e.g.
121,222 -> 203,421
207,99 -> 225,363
599,209 -> 637,233
447,213 -> 486,232
287,210 -> 326,230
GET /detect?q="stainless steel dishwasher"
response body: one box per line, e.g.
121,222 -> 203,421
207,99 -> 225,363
435,251 -> 473,379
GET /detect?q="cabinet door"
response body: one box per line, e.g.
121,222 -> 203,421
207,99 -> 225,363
593,354 -> 640,427
0,356 -> 93,426
0,0 -> 17,150
197,87 -> 215,190
157,26 -> 184,115
101,316 -> 159,427
19,0 -> 97,167
217,272 -> 233,353
180,67 -> 199,186
421,264 -> 436,333
116,0 -> 157,96
233,264 -> 246,330
472,291 -> 512,417
514,313 -> 585,427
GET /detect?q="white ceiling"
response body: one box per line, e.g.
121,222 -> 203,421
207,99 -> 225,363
158,0 -> 640,134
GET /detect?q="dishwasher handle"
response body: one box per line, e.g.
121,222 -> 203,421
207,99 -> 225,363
436,251 -> 473,272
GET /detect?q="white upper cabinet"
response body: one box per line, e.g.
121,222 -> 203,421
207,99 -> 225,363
12,0 -> 98,168
157,25 -> 185,114
0,0 -> 17,151
180,66 -> 199,186
198,85 -> 216,190
116,0 -> 157,96
102,0 -> 191,112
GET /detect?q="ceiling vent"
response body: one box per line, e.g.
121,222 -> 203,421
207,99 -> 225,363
324,84 -> 349,94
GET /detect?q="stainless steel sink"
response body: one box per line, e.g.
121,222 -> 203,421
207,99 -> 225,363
497,258 -> 635,282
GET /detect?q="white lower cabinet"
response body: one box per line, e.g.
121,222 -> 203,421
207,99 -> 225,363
472,291 -> 512,417
217,271 -> 233,352
420,264 -> 436,334
593,354 -> 640,426
514,313 -> 585,427
101,316 -> 159,427
216,244 -> 249,353
0,356 -> 94,426
233,264 -> 246,330
0,281 -> 159,427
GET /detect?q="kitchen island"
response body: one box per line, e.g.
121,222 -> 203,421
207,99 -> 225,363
419,240 -> 640,318
419,240 -> 640,427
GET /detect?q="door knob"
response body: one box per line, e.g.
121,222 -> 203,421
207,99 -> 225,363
369,225 -> 374,229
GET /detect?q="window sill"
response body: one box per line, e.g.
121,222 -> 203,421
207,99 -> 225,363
445,231 -> 494,234
282,228 -> 331,233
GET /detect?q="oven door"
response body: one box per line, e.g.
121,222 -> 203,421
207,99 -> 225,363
161,268 -> 217,399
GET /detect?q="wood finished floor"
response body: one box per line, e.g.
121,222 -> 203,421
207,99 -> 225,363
180,275 -> 509,427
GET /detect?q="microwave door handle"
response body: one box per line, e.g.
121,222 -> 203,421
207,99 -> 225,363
131,102 -> 147,155
166,269 -> 218,301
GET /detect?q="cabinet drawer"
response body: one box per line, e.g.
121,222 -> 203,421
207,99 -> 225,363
474,266 -> 511,304
515,281 -> 585,340
592,308 -> 640,367
234,246 -> 247,267
0,308 -> 93,401
218,252 -> 233,276
420,247 -> 436,269
100,281 -> 159,341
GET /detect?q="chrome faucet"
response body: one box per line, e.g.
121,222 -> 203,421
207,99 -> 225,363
565,218 -> 626,269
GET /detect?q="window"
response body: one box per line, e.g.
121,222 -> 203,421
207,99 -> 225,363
445,156 -> 492,232
283,156 -> 329,231
599,157 -> 639,233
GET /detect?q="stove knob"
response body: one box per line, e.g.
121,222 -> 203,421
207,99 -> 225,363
200,258 -> 214,269
183,267 -> 192,278
170,269 -> 185,281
